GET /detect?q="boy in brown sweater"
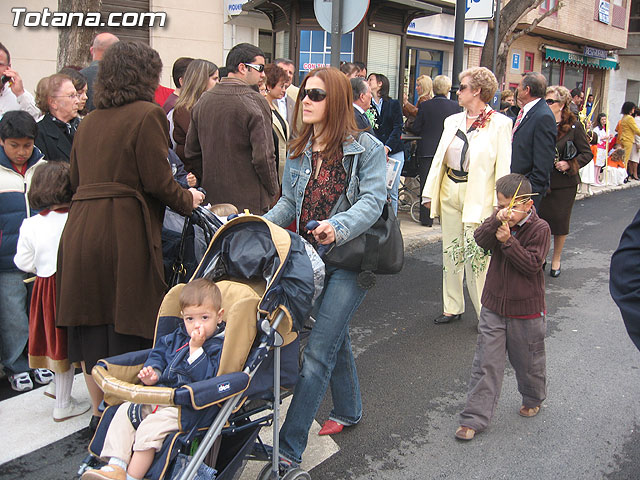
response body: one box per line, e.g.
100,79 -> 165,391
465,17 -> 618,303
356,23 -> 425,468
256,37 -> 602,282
455,173 -> 551,441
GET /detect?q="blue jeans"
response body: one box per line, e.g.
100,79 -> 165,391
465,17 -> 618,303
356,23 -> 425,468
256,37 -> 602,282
388,150 -> 405,215
0,270 -> 30,375
279,266 -> 367,464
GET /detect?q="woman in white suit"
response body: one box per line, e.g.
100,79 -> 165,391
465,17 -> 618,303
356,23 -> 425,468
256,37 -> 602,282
422,67 -> 512,324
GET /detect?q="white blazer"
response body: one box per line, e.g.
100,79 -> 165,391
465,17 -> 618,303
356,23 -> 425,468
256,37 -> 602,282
423,108 -> 512,224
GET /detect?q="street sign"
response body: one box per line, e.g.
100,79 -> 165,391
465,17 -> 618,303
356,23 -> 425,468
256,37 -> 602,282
465,0 -> 495,20
511,52 -> 520,70
314,0 -> 369,34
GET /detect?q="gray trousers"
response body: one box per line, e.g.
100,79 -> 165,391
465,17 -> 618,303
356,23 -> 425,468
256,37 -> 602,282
459,306 -> 547,432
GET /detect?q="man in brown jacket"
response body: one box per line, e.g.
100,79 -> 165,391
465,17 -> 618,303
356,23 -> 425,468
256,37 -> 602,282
185,43 -> 278,214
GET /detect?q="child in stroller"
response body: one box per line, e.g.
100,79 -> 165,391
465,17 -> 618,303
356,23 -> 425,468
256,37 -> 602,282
83,278 -> 225,480
82,215 -> 319,480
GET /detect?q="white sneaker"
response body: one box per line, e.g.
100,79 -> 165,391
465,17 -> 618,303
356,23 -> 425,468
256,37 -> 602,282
53,397 -> 91,422
44,380 -> 56,399
9,372 -> 33,392
33,368 -> 54,385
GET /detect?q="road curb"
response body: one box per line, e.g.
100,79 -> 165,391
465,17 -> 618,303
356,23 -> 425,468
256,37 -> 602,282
400,180 -> 640,252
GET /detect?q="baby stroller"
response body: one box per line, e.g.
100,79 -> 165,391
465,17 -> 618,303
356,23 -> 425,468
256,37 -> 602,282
83,215 -> 318,480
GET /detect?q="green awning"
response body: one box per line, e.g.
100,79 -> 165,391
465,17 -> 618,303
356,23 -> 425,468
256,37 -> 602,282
545,47 -> 617,70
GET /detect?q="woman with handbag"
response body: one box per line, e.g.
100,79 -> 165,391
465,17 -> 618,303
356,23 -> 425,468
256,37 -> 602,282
538,85 -> 593,277
264,66 -> 386,471
422,67 -> 512,324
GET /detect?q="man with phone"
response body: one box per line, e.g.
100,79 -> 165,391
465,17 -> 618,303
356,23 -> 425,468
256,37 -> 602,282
0,43 -> 40,120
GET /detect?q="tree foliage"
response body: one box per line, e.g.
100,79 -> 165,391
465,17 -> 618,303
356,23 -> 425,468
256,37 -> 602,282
480,0 -> 563,85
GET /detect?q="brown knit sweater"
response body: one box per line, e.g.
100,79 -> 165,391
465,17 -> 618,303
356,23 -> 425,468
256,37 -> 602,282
474,208 -> 551,317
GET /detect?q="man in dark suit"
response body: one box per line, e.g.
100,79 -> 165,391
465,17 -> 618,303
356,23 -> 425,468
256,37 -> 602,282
511,72 -> 557,209
411,75 -> 461,225
80,32 -> 119,112
350,77 -> 372,131
611,208 -> 640,352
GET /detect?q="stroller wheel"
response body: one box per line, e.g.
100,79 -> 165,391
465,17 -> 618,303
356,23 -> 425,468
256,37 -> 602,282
282,468 -> 311,480
257,464 -> 311,480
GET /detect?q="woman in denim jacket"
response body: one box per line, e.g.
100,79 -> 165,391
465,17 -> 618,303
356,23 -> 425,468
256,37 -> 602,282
264,67 -> 386,469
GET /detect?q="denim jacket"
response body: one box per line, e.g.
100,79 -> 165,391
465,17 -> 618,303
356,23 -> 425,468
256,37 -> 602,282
264,132 -> 387,246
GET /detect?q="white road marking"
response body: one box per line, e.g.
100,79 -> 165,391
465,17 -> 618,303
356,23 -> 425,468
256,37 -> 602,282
1,374 -> 92,464
241,395 -> 340,478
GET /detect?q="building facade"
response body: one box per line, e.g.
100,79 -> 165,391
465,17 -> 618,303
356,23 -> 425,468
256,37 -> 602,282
502,0 -> 629,120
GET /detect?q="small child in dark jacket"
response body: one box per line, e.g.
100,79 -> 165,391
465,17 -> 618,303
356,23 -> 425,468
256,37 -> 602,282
83,278 -> 225,480
455,173 -> 551,441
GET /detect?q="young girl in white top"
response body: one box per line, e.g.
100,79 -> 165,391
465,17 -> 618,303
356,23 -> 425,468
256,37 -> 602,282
593,113 -> 612,184
14,161 -> 90,421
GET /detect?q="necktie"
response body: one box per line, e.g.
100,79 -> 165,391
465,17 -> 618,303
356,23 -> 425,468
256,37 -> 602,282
512,109 -> 524,138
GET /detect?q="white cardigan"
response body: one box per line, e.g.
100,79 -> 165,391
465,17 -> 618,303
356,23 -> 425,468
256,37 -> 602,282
422,108 -> 513,225
14,211 -> 68,277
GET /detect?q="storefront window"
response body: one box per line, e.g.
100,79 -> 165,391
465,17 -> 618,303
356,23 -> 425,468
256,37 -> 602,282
563,64 -> 584,90
298,30 -> 353,81
542,60 -> 561,86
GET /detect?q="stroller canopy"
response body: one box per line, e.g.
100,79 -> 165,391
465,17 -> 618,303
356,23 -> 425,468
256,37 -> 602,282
193,216 -> 315,331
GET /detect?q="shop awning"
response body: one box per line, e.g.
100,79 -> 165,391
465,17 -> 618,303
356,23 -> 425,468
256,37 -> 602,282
545,47 -> 617,70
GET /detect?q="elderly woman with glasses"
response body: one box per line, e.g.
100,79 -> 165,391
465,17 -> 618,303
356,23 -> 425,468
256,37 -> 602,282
538,85 -> 593,277
264,66 -> 386,471
34,73 -> 80,162
422,66 -> 512,325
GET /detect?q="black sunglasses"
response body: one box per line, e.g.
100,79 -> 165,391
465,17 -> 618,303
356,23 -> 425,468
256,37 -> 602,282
459,83 -> 469,91
244,63 -> 265,73
546,98 -> 561,105
301,88 -> 327,102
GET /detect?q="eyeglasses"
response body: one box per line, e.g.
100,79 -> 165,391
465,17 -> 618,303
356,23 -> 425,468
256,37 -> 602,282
53,93 -> 80,100
546,98 -> 561,105
301,88 -> 327,102
459,84 -> 469,91
244,63 -> 265,73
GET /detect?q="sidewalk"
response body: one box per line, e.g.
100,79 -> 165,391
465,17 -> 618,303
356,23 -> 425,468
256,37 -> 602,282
398,180 -> 640,251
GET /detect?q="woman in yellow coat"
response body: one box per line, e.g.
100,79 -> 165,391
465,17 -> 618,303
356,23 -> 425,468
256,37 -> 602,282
616,101 -> 640,179
422,67 -> 512,324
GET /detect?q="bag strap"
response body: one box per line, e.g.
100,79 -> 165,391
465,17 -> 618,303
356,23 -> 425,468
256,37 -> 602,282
169,214 -> 193,287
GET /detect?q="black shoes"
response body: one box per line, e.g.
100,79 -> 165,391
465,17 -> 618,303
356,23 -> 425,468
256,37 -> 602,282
550,266 -> 561,277
433,313 -> 462,324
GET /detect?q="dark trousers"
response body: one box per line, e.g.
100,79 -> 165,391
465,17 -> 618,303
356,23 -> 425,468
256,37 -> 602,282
417,156 -> 433,226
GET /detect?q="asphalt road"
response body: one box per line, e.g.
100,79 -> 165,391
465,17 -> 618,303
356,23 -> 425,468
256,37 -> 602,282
2,187 -> 640,480
311,186 -> 640,480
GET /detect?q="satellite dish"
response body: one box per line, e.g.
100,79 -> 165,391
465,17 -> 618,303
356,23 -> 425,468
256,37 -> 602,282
314,0 -> 370,34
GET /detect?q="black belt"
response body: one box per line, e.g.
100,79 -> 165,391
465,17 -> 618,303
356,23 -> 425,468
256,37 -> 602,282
447,167 -> 468,183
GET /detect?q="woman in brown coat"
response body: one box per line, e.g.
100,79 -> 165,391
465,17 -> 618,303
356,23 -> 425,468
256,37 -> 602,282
538,85 -> 593,277
56,42 -> 205,428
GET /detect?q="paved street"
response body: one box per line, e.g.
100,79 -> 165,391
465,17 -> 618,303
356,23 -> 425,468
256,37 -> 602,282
2,186 -> 640,480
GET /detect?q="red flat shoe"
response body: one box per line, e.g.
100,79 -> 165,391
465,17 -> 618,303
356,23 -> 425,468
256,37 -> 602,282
318,419 -> 344,436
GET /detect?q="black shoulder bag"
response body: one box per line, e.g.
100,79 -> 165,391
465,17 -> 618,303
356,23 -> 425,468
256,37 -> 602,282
322,141 -> 404,289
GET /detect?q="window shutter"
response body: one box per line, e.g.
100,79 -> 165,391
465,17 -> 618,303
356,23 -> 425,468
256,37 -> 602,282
101,0 -> 150,44
367,31 -> 401,99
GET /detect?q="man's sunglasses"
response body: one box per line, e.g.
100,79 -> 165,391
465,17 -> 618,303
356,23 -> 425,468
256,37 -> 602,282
244,63 -> 265,73
300,88 -> 327,102
546,98 -> 561,105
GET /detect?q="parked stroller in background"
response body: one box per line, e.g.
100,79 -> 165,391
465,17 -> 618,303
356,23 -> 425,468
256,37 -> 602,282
81,215 -> 320,480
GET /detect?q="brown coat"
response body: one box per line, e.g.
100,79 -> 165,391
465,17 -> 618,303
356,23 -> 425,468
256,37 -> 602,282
185,77 -> 278,214
57,101 -> 193,339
